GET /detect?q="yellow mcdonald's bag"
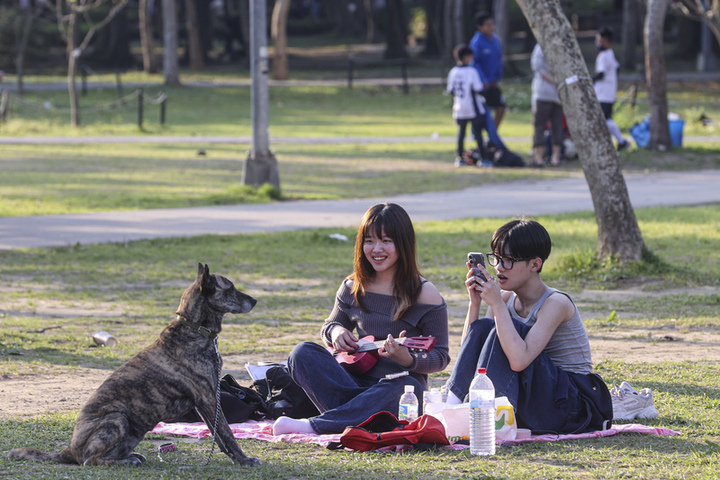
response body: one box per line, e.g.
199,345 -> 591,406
495,396 -> 517,441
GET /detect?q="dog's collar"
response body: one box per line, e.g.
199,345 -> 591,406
176,315 -> 218,339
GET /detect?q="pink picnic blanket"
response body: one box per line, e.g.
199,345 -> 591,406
151,420 -> 679,451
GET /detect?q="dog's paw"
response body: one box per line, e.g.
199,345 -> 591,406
236,455 -> 262,467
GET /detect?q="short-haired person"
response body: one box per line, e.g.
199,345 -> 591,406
273,203 -> 450,435
470,11 -> 506,131
594,27 -> 630,151
447,44 -> 488,167
444,219 -> 612,434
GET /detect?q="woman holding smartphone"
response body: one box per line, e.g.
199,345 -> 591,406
273,203 -> 450,435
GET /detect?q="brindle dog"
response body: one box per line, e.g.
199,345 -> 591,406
9,263 -> 261,467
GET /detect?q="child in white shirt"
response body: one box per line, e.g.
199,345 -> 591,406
447,44 -> 488,167
593,28 -> 630,151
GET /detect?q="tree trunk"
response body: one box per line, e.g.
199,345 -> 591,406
55,0 -> 129,125
645,0 -> 671,150
162,0 -> 180,85
493,0 -> 508,55
184,0 -> 204,70
453,0 -> 465,47
384,0 -> 408,59
271,0 -> 291,80
196,0 -> 213,57
620,0 -> 638,71
238,0 -> 250,54
364,0 -> 376,43
244,0 -> 281,189
422,0 -> 443,58
16,5 -> 34,95
139,0 -> 158,73
443,0 -> 454,64
516,0 -> 645,262
67,10 -> 80,127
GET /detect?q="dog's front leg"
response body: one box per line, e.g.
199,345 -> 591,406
196,404 -> 261,466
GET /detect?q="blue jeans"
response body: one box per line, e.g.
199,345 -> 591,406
287,341 -> 425,434
445,318 -> 583,434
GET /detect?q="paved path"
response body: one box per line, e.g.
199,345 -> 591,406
1,170 -> 718,250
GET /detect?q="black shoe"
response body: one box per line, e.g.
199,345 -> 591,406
617,140 -> 631,151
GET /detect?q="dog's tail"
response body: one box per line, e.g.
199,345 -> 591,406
8,447 -> 76,464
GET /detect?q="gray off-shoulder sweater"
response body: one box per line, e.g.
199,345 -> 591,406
320,279 -> 450,389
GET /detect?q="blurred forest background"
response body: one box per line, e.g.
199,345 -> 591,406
0,0 -> 715,81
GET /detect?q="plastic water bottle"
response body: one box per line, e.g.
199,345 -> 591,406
398,385 -> 419,421
469,368 -> 495,456
423,387 -> 443,414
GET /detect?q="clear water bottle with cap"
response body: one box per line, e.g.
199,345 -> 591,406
469,367 -> 495,456
398,385 -> 419,421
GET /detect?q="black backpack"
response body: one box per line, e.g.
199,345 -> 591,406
493,148 -> 526,167
171,374 -> 268,424
252,365 -> 320,420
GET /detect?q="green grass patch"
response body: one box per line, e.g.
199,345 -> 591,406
2,139 -> 718,217
2,79 -> 720,142
0,141 -> 553,216
0,205 -> 719,478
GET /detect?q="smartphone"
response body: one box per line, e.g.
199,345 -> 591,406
467,252 -> 487,282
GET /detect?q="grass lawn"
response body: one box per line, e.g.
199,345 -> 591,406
0,73 -> 719,478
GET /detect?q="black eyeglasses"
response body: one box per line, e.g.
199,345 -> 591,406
486,253 -> 536,270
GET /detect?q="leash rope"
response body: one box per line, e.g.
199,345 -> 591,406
202,338 -> 223,465
157,338 -> 223,466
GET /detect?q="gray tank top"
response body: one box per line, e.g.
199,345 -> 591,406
506,288 -> 592,374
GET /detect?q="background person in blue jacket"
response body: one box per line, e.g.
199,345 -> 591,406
470,11 -> 506,131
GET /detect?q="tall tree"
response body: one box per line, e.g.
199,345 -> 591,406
238,0 -> 250,52
184,0 -> 204,70
515,0 -> 645,262
162,0 -> 179,84
493,0 -> 509,54
55,0 -> 129,127
645,0 -> 671,150
364,0 -> 377,43
443,0 -> 454,64
620,0 -> 638,70
384,0 -> 408,58
271,0 -> 291,80
672,0 -> 720,46
453,0 -> 466,47
139,0 -> 158,73
15,0 -> 41,95
243,0 -> 280,189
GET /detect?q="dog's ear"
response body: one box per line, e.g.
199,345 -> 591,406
196,262 -> 204,279
199,263 -> 216,294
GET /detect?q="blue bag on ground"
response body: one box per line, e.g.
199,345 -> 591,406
630,119 -> 650,148
630,115 -> 684,149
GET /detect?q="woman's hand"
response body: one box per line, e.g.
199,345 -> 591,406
465,262 -> 484,306
330,326 -> 359,353
378,331 -> 414,368
472,263 -> 503,309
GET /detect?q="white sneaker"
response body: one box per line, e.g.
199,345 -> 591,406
610,381 -> 659,421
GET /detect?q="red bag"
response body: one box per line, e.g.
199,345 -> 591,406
329,411 -> 449,452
